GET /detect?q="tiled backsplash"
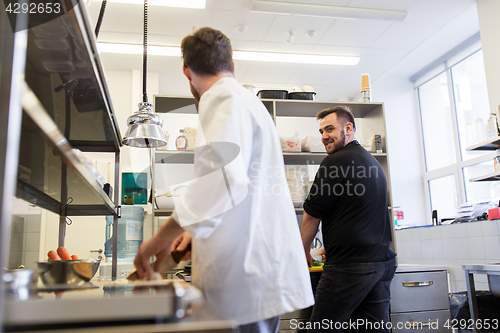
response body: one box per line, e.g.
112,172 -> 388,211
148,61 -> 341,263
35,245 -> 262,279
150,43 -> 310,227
395,220 -> 500,293
8,214 -> 41,270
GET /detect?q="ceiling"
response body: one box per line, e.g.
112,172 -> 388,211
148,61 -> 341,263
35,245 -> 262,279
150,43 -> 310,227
87,0 -> 480,101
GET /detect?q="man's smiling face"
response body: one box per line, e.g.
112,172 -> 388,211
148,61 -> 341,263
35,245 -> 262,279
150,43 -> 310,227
319,113 -> 347,154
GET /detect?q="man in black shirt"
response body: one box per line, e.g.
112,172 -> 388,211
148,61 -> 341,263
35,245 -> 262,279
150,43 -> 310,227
300,106 -> 397,332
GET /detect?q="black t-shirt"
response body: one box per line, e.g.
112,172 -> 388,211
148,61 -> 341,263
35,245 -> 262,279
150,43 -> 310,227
303,140 -> 396,264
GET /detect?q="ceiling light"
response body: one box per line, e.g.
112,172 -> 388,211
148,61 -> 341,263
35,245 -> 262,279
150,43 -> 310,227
234,51 -> 359,65
93,0 -> 206,9
97,43 -> 359,65
122,0 -> 167,148
250,0 -> 407,21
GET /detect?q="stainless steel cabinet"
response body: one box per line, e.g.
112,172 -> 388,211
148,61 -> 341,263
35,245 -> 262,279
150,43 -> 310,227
391,266 -> 450,332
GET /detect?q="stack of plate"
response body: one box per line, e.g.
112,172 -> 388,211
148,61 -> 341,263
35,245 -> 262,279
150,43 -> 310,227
286,171 -> 306,207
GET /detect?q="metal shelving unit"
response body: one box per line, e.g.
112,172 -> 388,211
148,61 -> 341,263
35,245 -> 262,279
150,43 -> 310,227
466,137 -> 500,182
1,0 -> 122,286
151,96 -> 394,237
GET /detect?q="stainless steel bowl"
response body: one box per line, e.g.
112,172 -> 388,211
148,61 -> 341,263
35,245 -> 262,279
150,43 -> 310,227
37,259 -> 100,287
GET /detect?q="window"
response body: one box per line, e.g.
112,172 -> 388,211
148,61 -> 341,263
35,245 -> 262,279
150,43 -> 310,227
417,47 -> 497,222
419,72 -> 456,171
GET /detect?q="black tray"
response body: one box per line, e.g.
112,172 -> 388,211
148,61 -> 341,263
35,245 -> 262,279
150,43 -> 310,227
288,92 -> 316,100
257,90 -> 288,99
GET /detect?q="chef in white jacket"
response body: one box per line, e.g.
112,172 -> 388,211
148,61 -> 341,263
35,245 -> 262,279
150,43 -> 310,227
134,27 -> 314,332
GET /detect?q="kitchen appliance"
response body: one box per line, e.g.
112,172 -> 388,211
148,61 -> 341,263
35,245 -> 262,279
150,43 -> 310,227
104,205 -> 144,261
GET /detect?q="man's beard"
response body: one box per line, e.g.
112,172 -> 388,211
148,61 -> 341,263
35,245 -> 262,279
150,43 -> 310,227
190,82 -> 201,102
327,129 -> 346,154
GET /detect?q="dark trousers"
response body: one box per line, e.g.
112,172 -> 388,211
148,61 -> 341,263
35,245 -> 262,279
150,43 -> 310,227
308,257 -> 397,332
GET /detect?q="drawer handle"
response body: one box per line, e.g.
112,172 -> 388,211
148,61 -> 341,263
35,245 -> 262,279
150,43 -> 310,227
405,319 -> 438,328
402,281 -> 433,287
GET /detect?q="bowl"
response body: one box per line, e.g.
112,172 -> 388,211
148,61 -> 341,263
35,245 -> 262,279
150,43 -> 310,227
37,259 -> 100,287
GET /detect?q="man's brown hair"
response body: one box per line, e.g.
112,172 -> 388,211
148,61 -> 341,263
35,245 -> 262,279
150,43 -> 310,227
316,106 -> 356,131
181,27 -> 234,75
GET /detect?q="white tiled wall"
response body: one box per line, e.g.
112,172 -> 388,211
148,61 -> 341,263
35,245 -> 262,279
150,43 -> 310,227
8,214 -> 41,270
395,220 -> 500,293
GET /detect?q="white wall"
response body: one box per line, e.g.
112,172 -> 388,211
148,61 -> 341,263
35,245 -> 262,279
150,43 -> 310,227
374,76 -> 427,227
477,0 -> 500,116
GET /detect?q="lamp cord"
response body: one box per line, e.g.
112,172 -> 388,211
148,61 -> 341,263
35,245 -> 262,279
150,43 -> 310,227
94,0 -> 107,39
142,0 -> 148,103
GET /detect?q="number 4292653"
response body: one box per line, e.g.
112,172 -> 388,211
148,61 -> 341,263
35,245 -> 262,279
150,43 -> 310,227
445,319 -> 499,330
6,2 -> 61,14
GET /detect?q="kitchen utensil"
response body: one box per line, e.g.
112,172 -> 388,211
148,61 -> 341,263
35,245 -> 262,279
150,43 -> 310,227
127,244 -> 191,281
37,259 -> 101,287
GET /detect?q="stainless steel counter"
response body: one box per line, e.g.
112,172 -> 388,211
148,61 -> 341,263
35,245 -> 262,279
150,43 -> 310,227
462,264 -> 500,333
3,280 -> 235,332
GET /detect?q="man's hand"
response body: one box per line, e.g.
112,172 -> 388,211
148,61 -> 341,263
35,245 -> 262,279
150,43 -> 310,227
306,251 -> 313,267
171,231 -> 192,261
134,233 -> 172,280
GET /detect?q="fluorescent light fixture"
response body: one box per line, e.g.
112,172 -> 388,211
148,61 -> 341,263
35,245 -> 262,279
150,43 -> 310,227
250,0 -> 407,21
97,43 -> 181,56
234,51 -> 358,65
97,43 -> 359,66
92,0 -> 206,9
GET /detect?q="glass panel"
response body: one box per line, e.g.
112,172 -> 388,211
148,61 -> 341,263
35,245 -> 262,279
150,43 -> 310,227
419,73 -> 456,171
463,161 -> 500,203
429,175 -> 458,220
451,50 -> 491,160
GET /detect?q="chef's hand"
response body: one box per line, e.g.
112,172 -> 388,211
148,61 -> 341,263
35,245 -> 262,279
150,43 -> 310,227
306,252 -> 313,267
134,233 -> 172,280
171,231 -> 192,261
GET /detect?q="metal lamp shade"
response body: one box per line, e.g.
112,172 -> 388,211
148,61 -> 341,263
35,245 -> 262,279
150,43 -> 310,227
122,102 -> 167,148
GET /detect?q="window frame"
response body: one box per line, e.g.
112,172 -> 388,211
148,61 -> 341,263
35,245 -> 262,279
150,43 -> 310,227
415,36 -> 496,222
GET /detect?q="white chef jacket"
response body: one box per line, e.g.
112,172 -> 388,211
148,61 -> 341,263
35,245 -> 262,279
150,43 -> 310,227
171,77 -> 314,325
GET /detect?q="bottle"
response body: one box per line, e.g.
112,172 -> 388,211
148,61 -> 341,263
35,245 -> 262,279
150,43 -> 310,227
176,129 -> 187,151
360,73 -> 371,102
486,113 -> 499,140
465,118 -> 474,147
104,206 -> 144,262
475,115 -> 486,143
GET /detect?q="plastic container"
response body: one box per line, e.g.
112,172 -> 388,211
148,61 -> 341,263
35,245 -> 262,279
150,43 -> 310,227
104,206 -> 144,262
486,114 -> 499,140
176,129 -> 187,151
475,116 -> 486,143
465,118 -> 474,147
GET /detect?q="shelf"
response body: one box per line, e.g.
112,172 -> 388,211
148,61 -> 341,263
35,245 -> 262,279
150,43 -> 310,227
24,4 -> 121,153
469,171 -> 500,182
156,151 -> 386,165
465,137 -> 500,151
156,150 -> 195,163
19,86 -> 116,217
261,99 -> 384,118
154,209 -> 174,217
154,95 -> 198,114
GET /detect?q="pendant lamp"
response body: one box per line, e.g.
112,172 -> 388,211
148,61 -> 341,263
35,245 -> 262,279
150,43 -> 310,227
122,0 -> 167,148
